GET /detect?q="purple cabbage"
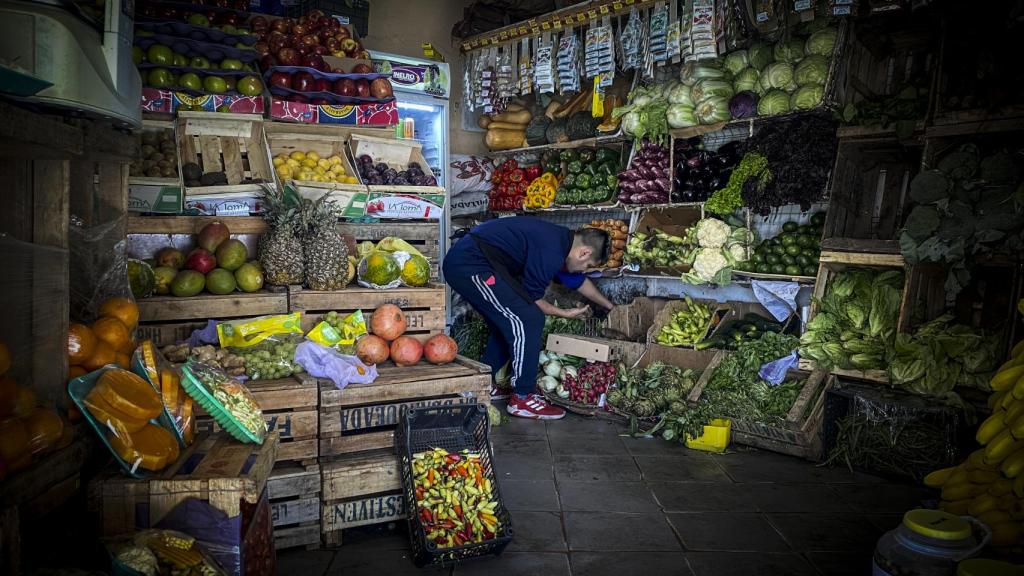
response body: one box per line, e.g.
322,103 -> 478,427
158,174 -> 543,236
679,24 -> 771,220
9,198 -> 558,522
729,91 -> 759,119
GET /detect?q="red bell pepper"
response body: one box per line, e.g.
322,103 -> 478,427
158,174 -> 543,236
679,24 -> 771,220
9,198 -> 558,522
524,165 -> 541,182
507,168 -> 525,183
500,159 -> 517,172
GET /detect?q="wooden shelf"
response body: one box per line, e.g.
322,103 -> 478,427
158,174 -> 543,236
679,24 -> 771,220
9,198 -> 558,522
486,133 -> 625,156
819,250 -> 905,268
927,106 -> 1024,137
835,123 -> 926,142
137,290 -> 288,322
127,215 -> 267,234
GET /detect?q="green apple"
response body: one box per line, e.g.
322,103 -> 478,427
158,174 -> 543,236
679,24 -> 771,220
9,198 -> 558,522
146,44 -> 173,65
179,73 -> 202,91
190,56 -> 211,70
219,58 -> 243,70
132,46 -> 144,65
222,25 -> 237,34
146,68 -> 173,89
236,75 -> 264,97
173,53 -> 188,67
187,13 -> 209,27
203,76 -> 228,94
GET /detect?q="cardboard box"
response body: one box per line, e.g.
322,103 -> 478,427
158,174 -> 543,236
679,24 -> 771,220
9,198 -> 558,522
141,88 -> 265,114
185,190 -> 263,215
269,98 -> 398,125
607,297 -> 669,341
630,207 -> 701,276
363,191 -> 444,219
128,183 -> 183,214
544,334 -> 645,365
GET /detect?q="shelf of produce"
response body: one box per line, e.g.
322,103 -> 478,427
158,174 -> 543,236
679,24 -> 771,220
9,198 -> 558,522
127,215 -> 268,234
137,290 -> 289,323
267,464 -> 322,551
320,450 -> 404,545
318,356 -> 491,462
689,351 -> 832,460
89,431 -> 279,537
288,284 -> 446,338
486,133 -> 625,156
197,375 -> 319,466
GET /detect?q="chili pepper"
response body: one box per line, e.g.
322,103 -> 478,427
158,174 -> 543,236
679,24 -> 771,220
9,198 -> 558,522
421,508 -> 432,523
428,468 -> 436,484
416,486 -> 425,501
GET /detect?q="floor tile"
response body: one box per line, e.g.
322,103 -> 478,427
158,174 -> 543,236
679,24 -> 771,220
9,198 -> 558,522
621,435 -> 710,456
553,454 -> 642,482
767,513 -> 884,553
686,552 -> 818,576
546,414 -> 625,436
634,455 -> 731,482
570,551 -> 693,576
329,547 -> 449,575
833,484 -> 930,513
564,512 -> 682,551
491,435 -> 551,459
745,484 -> 852,513
505,511 -> 566,552
716,450 -> 859,484
806,551 -> 874,576
276,549 -> 335,576
548,432 -> 629,456
493,452 -> 554,481
558,481 -> 661,513
493,415 -> 549,437
499,478 -> 560,511
451,552 -> 569,576
649,482 -> 757,512
667,513 -> 791,552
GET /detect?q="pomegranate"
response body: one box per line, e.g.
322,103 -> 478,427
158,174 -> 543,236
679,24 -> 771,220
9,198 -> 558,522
390,336 -> 423,367
370,304 -> 406,340
423,334 -> 458,365
356,335 -> 390,365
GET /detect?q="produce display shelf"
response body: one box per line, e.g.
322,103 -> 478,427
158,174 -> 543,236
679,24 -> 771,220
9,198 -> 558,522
127,215 -> 268,234
137,290 -> 289,322
486,133 -> 625,156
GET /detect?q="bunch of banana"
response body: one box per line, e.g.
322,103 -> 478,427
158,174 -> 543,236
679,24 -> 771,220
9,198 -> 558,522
655,297 -> 715,347
924,338 -> 1024,548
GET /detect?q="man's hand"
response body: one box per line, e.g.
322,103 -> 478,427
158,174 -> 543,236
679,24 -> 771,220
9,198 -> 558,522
561,305 -> 591,318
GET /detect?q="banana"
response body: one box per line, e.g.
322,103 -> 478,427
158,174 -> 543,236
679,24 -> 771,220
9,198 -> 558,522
968,449 -> 998,472
1013,374 -> 1024,400
1003,389 -> 1019,410
992,365 -> 1024,391
988,478 -> 1014,497
977,510 -> 1011,527
1012,414 -> 1024,440
939,499 -> 972,515
1005,400 -> 1024,425
942,482 -> 985,501
968,493 -> 1000,517
977,411 -> 1008,445
1002,447 -> 1024,478
989,390 -> 1008,410
1011,338 -> 1024,358
924,466 -> 959,488
984,429 -> 1022,463
968,469 -> 1002,485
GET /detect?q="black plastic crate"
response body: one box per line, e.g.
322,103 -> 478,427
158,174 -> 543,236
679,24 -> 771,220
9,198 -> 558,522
822,380 -> 969,481
284,0 -> 369,37
396,404 -> 513,567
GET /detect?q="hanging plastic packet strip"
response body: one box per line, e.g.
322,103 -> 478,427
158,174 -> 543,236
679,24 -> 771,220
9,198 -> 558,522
495,45 -> 513,101
306,310 -> 367,354
666,17 -> 681,62
534,43 -> 555,93
620,7 -> 642,70
751,280 -> 800,322
556,33 -> 579,94
584,24 -> 614,87
759,351 -> 800,386
691,0 -> 717,59
518,37 -> 532,95
217,313 -> 303,349
680,3 -> 694,62
649,4 -> 669,63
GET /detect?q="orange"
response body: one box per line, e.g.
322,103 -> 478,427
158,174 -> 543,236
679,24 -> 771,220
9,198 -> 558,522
115,352 -> 131,368
0,341 -> 9,376
98,297 -> 140,331
25,408 -> 64,455
12,386 -> 36,417
0,418 -> 29,462
0,376 -> 17,417
83,340 -> 116,371
68,323 -> 97,365
92,317 -> 133,354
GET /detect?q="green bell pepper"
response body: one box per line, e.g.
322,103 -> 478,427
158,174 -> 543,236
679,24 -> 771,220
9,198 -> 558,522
595,147 -> 618,163
560,149 -> 579,162
598,160 -> 617,176
575,174 -> 591,189
562,173 -> 576,188
567,160 -> 583,175
605,174 -> 618,189
593,185 -> 611,202
578,148 -> 596,163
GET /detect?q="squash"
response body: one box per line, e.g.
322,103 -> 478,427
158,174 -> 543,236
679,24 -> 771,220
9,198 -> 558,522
477,115 -> 491,129
108,423 -> 179,471
544,100 -> 562,120
554,90 -> 591,119
93,368 -> 163,421
566,111 -> 600,140
485,128 -> 526,150
525,116 -> 552,146
546,118 -> 569,144
505,103 -> 526,112
490,109 -> 532,125
487,121 -> 532,131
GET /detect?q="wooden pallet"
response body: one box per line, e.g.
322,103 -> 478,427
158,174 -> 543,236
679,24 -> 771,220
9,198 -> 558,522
88,432 -> 279,536
268,465 -> 321,551
288,284 -> 446,340
320,451 -> 406,546
318,356 -> 491,461
176,112 -> 273,194
338,221 -> 441,279
197,376 -> 319,465
137,290 -> 290,323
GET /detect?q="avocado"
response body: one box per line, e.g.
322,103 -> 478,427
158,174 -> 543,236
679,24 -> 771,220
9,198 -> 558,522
199,171 -> 228,186
182,162 -> 202,182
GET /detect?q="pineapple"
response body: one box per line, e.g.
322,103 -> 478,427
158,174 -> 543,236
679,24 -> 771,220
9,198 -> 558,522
301,195 -> 349,290
259,187 -> 305,285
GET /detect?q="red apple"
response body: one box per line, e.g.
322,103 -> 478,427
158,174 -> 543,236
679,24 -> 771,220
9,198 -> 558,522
370,78 -> 393,99
313,78 -> 332,92
269,71 -> 292,89
259,53 -> 278,70
354,79 -> 370,97
331,67 -> 345,74
250,15 -> 268,30
333,78 -> 356,96
292,71 -> 316,92
268,32 -> 289,52
186,249 -> 217,275
297,15 -> 309,25
301,34 -> 320,47
357,50 -> 371,60
339,38 -> 358,53
303,54 -> 324,68
276,47 -> 300,66
325,38 -> 340,51
313,45 -> 327,55
351,63 -> 372,74
254,42 -> 270,56
292,23 -> 307,36
270,18 -> 289,33
295,43 -> 312,56
335,27 -> 350,40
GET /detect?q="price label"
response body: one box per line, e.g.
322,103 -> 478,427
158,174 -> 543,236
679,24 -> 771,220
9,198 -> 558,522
576,13 -> 585,22
613,2 -> 623,9
499,30 -> 508,40
588,9 -> 597,18
471,39 -> 480,47
600,5 -> 611,13
553,19 -> 562,29
541,20 -> 551,29
462,42 -> 471,51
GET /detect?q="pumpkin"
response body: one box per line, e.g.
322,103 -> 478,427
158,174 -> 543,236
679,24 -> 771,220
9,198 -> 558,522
26,408 -> 64,455
98,297 -> 140,331
68,323 -> 97,366
85,390 -> 149,432
93,368 -> 163,421
92,317 -> 134,354
489,109 -> 532,124
546,118 -> 569,143
525,115 -> 552,146
566,111 -> 600,140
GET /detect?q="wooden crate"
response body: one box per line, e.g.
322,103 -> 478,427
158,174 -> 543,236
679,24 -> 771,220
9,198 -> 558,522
820,139 -> 923,254
197,375 -> 319,466
175,111 -> 273,194
339,221 -> 441,279
129,118 -> 181,186
268,465 -> 321,551
318,356 -> 491,461
320,451 -> 406,546
288,284 -> 446,340
348,133 -> 443,194
264,122 -> 375,196
89,432 -> 279,537
136,320 -> 209,347
137,291 -> 290,323
689,352 -> 832,460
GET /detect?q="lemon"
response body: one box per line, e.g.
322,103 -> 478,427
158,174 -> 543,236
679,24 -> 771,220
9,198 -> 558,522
311,174 -> 325,182
286,158 -> 300,168
273,156 -> 286,167
301,158 -> 317,169
289,151 -> 306,161
276,165 -> 293,178
306,151 -> 320,162
346,175 -> 359,184
330,164 -> 346,174
315,166 -> 327,175
328,155 -> 342,166
317,158 -> 331,170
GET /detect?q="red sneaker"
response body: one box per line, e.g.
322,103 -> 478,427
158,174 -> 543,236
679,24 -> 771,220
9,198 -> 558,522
490,385 -> 511,401
506,393 -> 565,420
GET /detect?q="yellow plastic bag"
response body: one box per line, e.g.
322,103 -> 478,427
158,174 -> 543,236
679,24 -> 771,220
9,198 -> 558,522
306,310 -> 367,353
217,313 -> 303,349
376,237 -> 424,258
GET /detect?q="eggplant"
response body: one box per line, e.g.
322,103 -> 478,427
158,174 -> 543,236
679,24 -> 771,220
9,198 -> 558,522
686,155 -> 702,169
654,178 -> 671,192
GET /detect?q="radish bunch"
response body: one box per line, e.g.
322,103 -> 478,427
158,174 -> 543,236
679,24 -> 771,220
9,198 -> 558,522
565,361 -> 617,405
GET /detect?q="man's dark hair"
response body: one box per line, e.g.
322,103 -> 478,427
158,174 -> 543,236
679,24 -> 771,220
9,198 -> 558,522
574,227 -> 609,264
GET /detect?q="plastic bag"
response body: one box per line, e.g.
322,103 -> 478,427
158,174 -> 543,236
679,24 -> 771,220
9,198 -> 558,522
68,214 -> 136,322
107,528 -> 228,576
305,310 -> 367,353
216,313 -> 303,349
357,249 -> 410,290
133,340 -> 196,446
294,341 -> 377,390
180,360 -> 266,444
232,334 -> 305,381
758,351 -> 800,386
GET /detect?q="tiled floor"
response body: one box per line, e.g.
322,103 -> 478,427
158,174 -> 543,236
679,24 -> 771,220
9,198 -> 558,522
278,413 -> 930,575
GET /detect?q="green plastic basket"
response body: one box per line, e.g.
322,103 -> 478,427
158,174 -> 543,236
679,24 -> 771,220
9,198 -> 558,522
180,361 -> 265,445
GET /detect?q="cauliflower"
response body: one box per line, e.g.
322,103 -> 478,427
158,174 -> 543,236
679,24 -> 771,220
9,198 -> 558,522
685,248 -> 732,285
727,243 -> 748,262
694,218 -> 732,248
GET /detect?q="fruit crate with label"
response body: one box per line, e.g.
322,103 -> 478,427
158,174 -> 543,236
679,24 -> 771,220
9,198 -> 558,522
268,464 -> 322,551
264,122 -> 374,199
318,356 -> 491,545
348,133 -> 443,194
196,374 -> 319,466
128,118 -> 184,214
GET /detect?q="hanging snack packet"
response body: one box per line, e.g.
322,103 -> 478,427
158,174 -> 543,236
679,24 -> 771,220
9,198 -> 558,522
133,340 -> 196,446
534,43 -> 555,94
649,4 -> 669,64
